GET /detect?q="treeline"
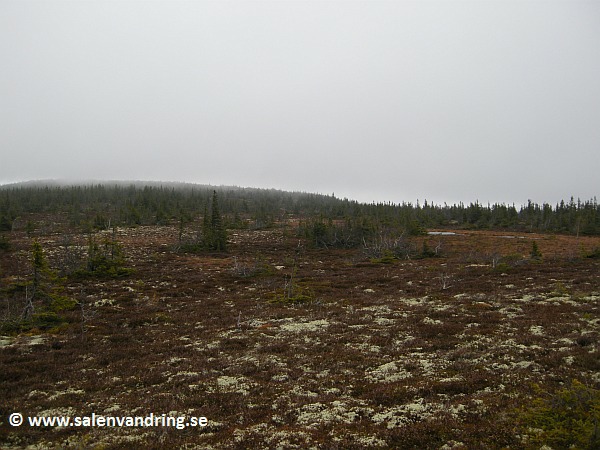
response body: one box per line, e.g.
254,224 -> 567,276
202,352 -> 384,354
0,182 -> 598,236
0,182 -> 341,231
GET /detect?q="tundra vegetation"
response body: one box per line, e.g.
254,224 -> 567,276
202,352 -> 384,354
0,182 -> 599,449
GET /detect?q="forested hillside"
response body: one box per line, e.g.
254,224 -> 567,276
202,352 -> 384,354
0,181 -> 598,236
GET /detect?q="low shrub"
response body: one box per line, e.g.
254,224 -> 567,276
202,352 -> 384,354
519,380 -> 600,449
0,234 -> 10,251
585,247 -> 600,259
73,235 -> 133,278
230,256 -> 274,278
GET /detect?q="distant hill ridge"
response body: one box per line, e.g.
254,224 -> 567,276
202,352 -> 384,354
0,180 -> 598,236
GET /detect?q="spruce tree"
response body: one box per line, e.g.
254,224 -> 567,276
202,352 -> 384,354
211,190 -> 227,251
530,241 -> 542,260
202,191 -> 227,251
24,240 -> 73,320
201,204 -> 211,248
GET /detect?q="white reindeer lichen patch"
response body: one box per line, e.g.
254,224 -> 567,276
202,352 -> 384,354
210,375 -> 254,395
168,371 -> 199,382
38,407 -> 77,418
366,361 -> 412,382
48,388 -> 85,401
233,423 -> 311,447
372,398 -> 441,429
296,401 -> 361,428
104,404 -> 121,413
422,317 -> 442,325
529,325 -> 545,336
348,342 -> 381,353
25,335 -> 46,346
94,298 -> 115,307
279,319 -> 329,333
374,317 -> 395,326
361,305 -> 393,314
354,434 -> 388,448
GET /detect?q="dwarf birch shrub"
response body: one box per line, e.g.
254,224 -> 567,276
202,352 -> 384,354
519,380 -> 600,449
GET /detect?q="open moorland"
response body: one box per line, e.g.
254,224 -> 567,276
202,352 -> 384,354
1,216 -> 599,449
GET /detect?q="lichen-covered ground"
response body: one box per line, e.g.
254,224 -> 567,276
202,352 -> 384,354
1,223 -> 599,449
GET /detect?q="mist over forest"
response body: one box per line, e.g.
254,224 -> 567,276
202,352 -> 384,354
1,181 -> 598,237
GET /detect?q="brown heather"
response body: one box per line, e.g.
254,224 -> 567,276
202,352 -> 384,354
1,221 -> 599,449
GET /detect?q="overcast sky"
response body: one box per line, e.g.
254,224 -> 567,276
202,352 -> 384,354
1,0 -> 599,205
